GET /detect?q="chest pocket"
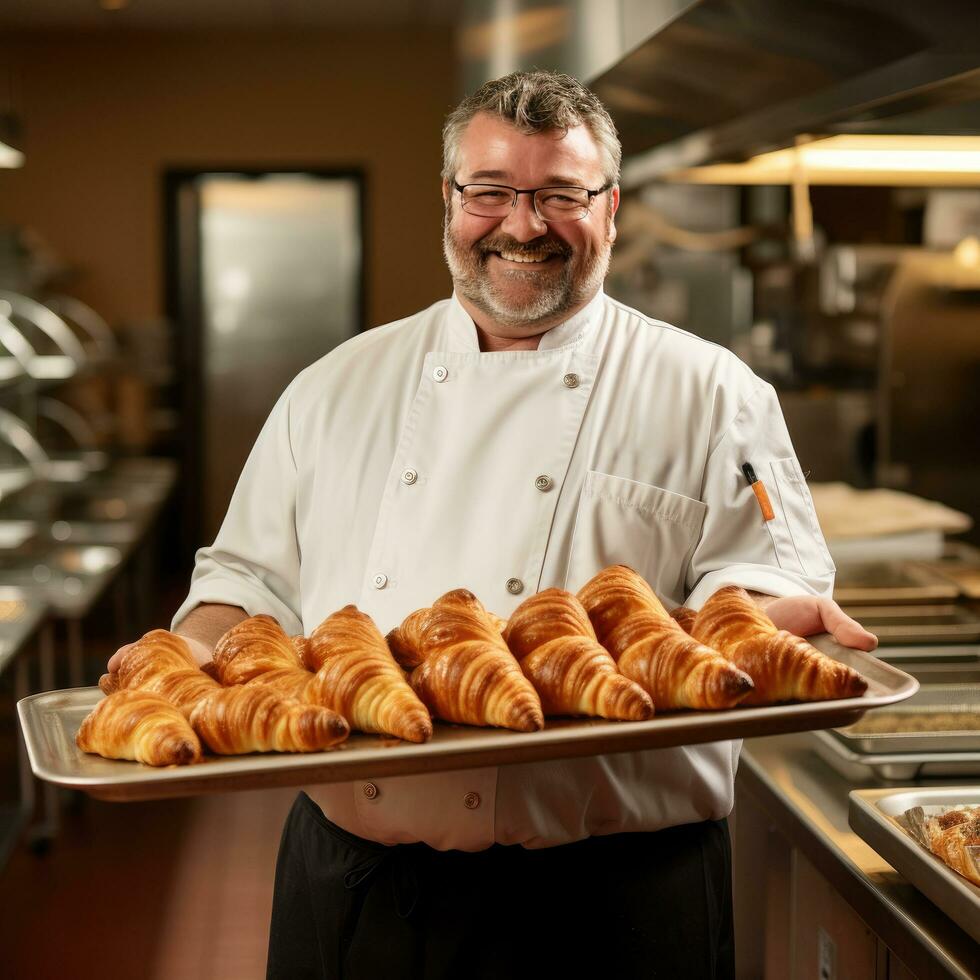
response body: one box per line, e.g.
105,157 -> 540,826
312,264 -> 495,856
563,470 -> 707,606
766,457 -> 835,577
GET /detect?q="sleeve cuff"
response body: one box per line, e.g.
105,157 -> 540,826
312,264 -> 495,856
172,576 -> 305,637
685,563 -> 834,612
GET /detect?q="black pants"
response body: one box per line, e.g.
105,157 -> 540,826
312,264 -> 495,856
267,792 -> 734,980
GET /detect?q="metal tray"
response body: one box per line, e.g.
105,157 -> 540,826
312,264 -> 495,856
877,643 -> 980,666
849,787 -> 980,943
913,558 -> 980,600
810,729 -> 980,781
841,605 -> 980,645
833,562 -> 959,606
832,685 -> 980,753
18,637 -> 917,802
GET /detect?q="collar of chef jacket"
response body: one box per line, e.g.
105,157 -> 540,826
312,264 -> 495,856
445,288 -> 606,353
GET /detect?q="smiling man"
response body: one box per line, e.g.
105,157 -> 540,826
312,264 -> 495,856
442,110 -> 617,346
117,71 -> 876,979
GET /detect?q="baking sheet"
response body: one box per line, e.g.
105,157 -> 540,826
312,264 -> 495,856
832,685 -> 980,753
18,637 -> 917,802
849,787 -> 980,943
810,729 -> 980,781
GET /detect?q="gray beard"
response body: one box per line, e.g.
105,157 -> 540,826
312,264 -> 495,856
443,215 -> 611,329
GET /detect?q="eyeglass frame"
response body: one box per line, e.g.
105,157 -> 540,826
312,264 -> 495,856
451,179 -> 614,222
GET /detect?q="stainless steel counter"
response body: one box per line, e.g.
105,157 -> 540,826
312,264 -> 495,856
738,733 -> 978,978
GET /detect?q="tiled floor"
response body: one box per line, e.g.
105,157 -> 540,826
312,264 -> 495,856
0,787 -> 297,980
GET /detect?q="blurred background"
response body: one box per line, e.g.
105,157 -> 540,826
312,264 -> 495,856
1,2 -> 979,978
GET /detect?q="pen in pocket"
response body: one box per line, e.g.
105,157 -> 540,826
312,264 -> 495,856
741,462 -> 775,522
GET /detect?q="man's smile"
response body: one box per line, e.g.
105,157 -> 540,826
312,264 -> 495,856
488,249 -> 563,267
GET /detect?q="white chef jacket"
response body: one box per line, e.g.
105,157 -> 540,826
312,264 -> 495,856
175,288 -> 835,851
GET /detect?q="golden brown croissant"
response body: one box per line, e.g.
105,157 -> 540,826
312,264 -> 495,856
306,605 -> 433,742
111,630 -> 221,716
578,566 -> 754,711
387,589 -> 544,732
503,588 -> 654,721
212,614 -> 313,699
76,690 -> 202,766
905,806 -> 980,886
691,585 -> 868,704
189,685 -> 349,754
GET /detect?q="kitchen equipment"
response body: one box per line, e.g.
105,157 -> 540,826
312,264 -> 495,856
849,787 -> 980,943
834,561 -> 959,605
841,605 -> 980,645
832,684 -> 980,754
811,728 -> 980,781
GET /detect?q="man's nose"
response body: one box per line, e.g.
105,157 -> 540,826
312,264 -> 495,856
499,194 -> 548,241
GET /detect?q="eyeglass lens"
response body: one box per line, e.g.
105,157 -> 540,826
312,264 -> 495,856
460,185 -> 592,221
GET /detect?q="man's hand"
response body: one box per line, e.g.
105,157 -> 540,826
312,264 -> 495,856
762,594 -> 878,651
106,603 -> 249,674
107,635 -> 215,673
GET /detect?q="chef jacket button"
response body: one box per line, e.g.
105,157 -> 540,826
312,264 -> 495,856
506,578 -> 524,595
562,372 -> 579,388
362,782 -> 379,800
534,475 -> 554,492
401,468 -> 418,485
432,365 -> 449,382
373,573 -> 388,589
463,792 -> 481,810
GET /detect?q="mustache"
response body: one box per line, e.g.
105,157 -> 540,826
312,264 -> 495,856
476,236 -> 571,259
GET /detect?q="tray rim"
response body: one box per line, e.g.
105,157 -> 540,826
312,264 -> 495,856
18,636 -> 918,802
848,786 -> 980,943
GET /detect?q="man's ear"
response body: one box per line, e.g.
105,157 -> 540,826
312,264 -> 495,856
607,185 -> 621,244
441,179 -> 451,205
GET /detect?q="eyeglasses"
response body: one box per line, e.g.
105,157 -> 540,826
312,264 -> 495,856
453,180 -> 612,222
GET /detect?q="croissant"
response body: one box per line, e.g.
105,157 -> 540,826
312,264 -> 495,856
691,585 -> 868,704
212,614 -> 313,699
905,806 -> 980,886
502,588 -> 653,721
306,605 -> 433,742
578,566 -> 754,711
76,690 -> 202,766
111,629 -> 221,716
189,685 -> 349,754
387,590 -> 544,732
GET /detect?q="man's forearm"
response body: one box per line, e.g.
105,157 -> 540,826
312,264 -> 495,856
746,590 -> 778,612
174,602 -> 250,655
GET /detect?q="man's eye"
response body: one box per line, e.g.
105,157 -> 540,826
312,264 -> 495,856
472,190 -> 509,201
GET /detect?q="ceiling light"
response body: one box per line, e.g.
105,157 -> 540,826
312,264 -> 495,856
665,135 -> 980,186
0,142 -> 24,168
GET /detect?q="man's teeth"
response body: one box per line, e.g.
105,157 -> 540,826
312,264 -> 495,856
497,250 -> 554,263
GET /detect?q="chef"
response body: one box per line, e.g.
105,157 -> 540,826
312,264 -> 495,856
112,70 -> 876,978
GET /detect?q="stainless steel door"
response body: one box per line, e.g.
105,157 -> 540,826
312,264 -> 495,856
196,173 -> 362,542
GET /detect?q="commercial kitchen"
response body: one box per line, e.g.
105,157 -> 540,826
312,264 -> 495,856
1,2 -> 979,978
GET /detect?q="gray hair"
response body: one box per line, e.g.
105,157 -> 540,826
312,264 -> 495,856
442,70 -> 621,187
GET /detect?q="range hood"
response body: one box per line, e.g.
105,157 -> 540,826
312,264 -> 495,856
460,0 -> 980,188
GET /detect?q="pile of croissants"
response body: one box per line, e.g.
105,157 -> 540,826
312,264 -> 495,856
903,804 -> 980,886
77,564 -> 868,767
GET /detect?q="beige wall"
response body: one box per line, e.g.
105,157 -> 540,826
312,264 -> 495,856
0,28 -> 457,327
